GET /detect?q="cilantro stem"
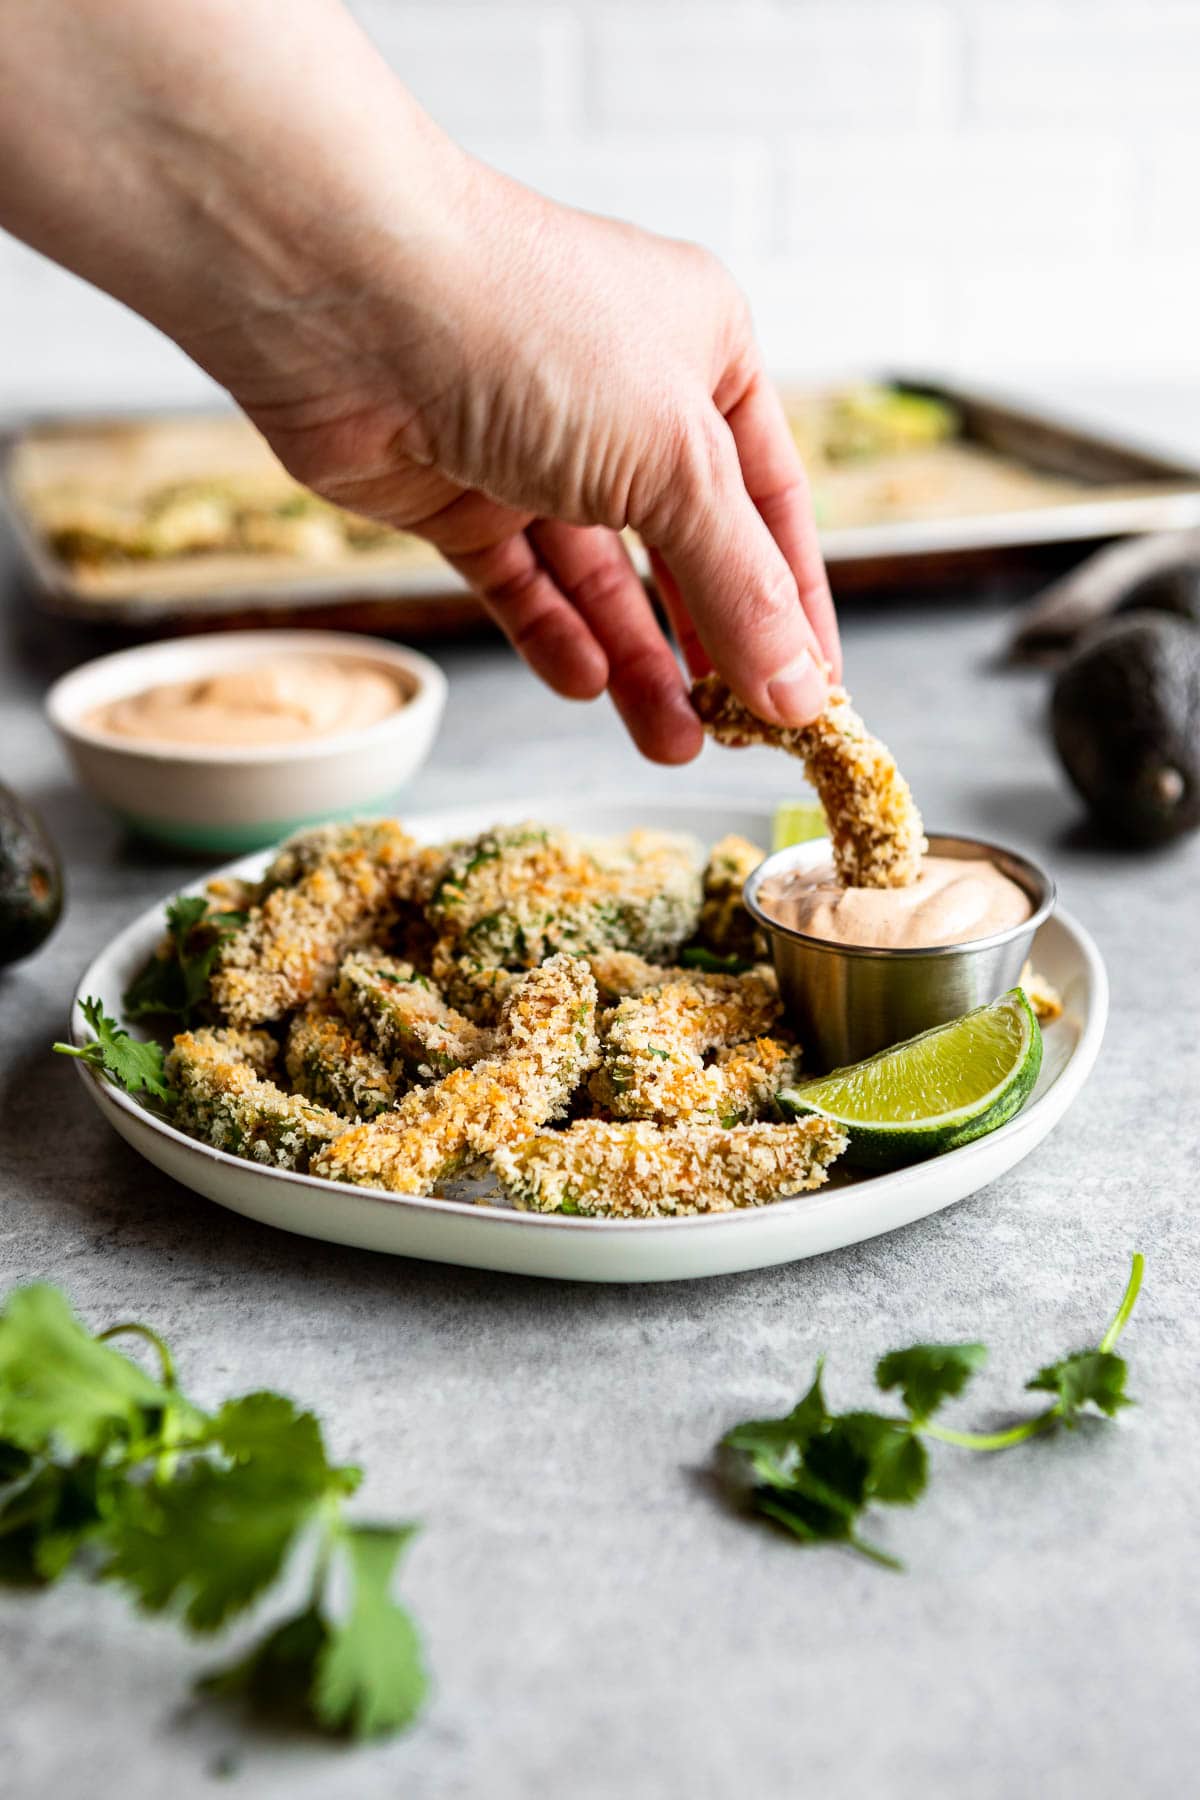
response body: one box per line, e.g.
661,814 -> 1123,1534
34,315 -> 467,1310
922,1257 -> 1144,1452
922,1411 -> 1059,1453
849,1534 -> 903,1572
1099,1254 -> 1144,1354
308,1498 -> 346,1607
98,1322 -> 178,1390
51,1040 -> 92,1061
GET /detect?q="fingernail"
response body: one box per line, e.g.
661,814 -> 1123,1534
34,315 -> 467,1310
766,652 -> 827,725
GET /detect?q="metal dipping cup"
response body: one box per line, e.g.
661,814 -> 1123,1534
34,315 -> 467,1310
743,832 -> 1056,1073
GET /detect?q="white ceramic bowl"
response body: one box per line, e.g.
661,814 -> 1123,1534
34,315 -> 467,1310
45,629 -> 447,853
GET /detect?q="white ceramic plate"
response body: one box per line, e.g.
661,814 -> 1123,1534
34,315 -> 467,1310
68,798 -> 1107,1283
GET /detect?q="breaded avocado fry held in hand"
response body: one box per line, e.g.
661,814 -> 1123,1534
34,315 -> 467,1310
691,675 -> 926,889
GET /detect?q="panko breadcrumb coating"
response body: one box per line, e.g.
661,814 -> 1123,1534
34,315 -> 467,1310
337,952 -> 493,1078
258,820 -> 411,892
438,962 -> 521,1024
311,953 -> 600,1194
586,949 -> 778,1005
1020,962 -> 1063,1024
167,1027 -> 344,1170
490,1116 -> 845,1217
285,1000 -> 398,1120
587,949 -> 681,1004
590,972 -> 786,1123
138,813 -> 856,1212
203,873 -> 263,917
427,823 -> 702,978
695,834 -> 767,961
705,1037 -> 803,1125
691,675 -> 926,888
211,819 -> 417,1025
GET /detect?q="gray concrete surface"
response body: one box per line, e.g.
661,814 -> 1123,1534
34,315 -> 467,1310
2,473 -> 1198,1795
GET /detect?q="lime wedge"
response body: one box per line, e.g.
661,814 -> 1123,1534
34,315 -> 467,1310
777,989 -> 1043,1169
772,801 -> 827,853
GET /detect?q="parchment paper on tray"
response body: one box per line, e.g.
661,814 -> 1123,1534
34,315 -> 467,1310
6,382 -> 1200,627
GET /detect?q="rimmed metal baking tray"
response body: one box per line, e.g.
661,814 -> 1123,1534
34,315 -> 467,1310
4,376 -> 1200,631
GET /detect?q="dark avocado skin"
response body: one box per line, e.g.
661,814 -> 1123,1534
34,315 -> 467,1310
1116,562 -> 1200,630
0,784 -> 64,965
1052,614 -> 1200,845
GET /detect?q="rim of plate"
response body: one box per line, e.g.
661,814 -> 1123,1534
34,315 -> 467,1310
67,795 -> 1109,1236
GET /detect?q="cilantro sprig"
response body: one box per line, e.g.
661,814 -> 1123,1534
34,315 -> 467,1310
0,1285 -> 427,1739
679,946 -> 757,975
721,1254 -> 1144,1570
52,997 -> 174,1105
123,894 -> 246,1023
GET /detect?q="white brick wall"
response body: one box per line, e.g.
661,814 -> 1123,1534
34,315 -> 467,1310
588,4 -> 956,132
1,0 -> 1198,414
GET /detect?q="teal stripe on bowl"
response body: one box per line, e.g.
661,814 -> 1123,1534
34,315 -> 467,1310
115,792 -> 406,855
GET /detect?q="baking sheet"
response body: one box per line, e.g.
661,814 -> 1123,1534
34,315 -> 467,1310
6,378 -> 1200,628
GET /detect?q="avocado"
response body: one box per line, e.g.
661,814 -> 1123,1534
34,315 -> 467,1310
1116,562 -> 1200,629
1052,613 -> 1200,845
0,784 -> 63,964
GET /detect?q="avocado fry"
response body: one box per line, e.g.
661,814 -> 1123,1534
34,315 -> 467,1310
210,819 -> 417,1026
427,822 -> 702,980
588,971 -> 792,1124
311,953 -> 600,1194
167,1027 -> 344,1170
336,952 -> 493,1079
694,833 -> 766,961
490,1116 -> 845,1218
284,999 -> 399,1120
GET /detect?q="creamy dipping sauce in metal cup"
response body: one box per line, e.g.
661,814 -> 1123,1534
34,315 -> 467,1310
756,853 -> 1032,951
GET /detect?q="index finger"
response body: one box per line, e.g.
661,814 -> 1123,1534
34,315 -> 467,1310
644,410 -> 829,728
722,371 -> 841,681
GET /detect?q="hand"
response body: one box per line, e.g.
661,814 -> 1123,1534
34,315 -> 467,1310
0,0 -> 839,762
234,163 -> 841,764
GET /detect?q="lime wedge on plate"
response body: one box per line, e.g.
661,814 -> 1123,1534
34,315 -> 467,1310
772,801 -> 827,852
778,988 -> 1043,1169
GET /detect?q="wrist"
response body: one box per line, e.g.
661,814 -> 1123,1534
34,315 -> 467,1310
0,0 -> 462,401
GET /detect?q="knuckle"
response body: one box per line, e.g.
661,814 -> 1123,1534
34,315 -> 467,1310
654,407 -> 737,534
734,558 -> 801,635
482,562 -> 547,616
611,641 -> 682,704
567,556 -> 636,617
511,608 -> 559,658
677,240 -> 732,300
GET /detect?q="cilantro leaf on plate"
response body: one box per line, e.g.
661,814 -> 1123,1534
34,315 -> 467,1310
52,997 -> 174,1105
679,947 -> 756,975
874,1343 -> 987,1421
314,1525 -> 429,1740
123,895 -> 246,1023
